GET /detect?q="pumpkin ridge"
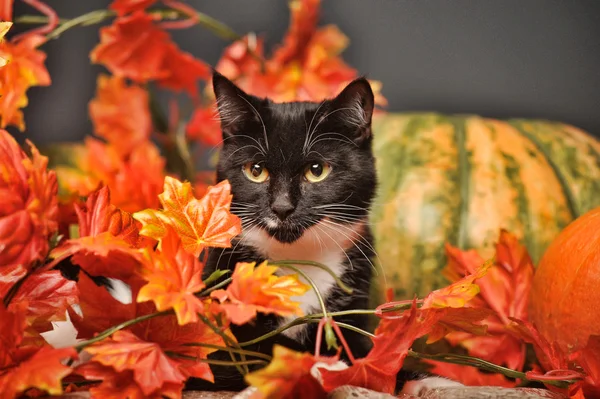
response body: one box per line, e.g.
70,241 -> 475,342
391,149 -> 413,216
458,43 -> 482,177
452,116 -> 470,250
509,120 -> 579,219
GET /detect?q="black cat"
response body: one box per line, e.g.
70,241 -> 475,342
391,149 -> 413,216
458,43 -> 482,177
192,71 -> 382,391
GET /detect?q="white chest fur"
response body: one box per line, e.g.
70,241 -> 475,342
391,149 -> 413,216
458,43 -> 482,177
241,218 -> 364,340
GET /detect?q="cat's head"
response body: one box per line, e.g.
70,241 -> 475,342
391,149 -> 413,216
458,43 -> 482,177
213,71 -> 377,244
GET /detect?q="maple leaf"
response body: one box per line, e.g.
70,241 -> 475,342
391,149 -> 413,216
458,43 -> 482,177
0,346 -> 77,398
6,270 -> 78,332
89,74 -> 151,157
91,11 -> 209,96
0,35 -> 51,130
425,361 -> 516,387
110,0 -> 158,16
68,272 -> 136,339
443,230 -> 535,371
134,177 -> 241,256
76,363 -> 181,399
245,345 -> 327,399
320,301 -> 436,394
0,303 -> 27,368
137,226 -> 207,325
210,261 -> 309,325
84,330 -> 187,396
0,21 -> 12,67
0,130 -> 58,270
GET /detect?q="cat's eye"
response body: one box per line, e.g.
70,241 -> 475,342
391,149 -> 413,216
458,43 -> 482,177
242,162 -> 269,183
304,162 -> 332,183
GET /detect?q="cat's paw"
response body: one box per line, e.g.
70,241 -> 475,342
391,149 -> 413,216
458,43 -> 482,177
400,376 -> 464,396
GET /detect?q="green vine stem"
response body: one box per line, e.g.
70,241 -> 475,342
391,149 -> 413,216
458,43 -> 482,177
196,277 -> 232,297
183,343 -> 272,362
275,263 -> 328,319
197,313 -> 249,375
15,8 -> 264,65
74,310 -> 172,351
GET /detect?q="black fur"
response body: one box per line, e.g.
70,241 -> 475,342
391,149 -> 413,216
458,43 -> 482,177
189,72 -> 380,391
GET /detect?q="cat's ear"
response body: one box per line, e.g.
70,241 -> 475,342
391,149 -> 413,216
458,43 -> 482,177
212,71 -> 259,137
328,78 -> 375,144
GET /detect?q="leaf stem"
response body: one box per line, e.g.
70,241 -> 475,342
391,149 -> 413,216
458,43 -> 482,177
197,313 -> 248,375
196,277 -> 232,297
167,352 -> 266,367
273,260 -> 353,294
74,310 -> 172,351
407,350 -> 575,389
182,343 -> 272,361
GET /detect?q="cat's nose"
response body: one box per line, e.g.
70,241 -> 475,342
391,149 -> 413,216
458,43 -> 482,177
271,196 -> 295,220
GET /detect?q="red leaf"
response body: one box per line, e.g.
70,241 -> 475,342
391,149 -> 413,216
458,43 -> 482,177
443,230 -> 535,371
9,269 -> 78,332
320,301 -> 435,393
110,0 -> 157,16
572,335 -> 600,398
0,303 -> 27,368
0,346 -> 77,398
84,330 -> 186,396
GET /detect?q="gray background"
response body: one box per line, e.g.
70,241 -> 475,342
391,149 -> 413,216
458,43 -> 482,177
12,0 -> 600,143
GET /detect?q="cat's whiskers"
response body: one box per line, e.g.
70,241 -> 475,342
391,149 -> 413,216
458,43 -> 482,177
304,107 -> 357,155
220,220 -> 262,269
237,94 -> 269,151
210,134 -> 268,156
302,100 -> 326,154
317,218 -> 378,273
224,144 -> 267,162
308,218 -> 354,272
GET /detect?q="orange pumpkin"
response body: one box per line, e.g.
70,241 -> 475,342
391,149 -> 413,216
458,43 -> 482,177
528,206 -> 600,353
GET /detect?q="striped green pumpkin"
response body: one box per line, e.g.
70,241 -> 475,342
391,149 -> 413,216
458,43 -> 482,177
369,112 -> 600,300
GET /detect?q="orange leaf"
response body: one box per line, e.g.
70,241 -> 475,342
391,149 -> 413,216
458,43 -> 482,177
186,106 -> 223,147
0,130 -> 58,270
89,74 -> 151,157
0,346 -> 77,398
425,361 -> 516,387
245,345 -> 327,399
210,261 -> 309,325
134,177 -> 241,256
0,35 -> 50,130
84,330 -> 186,396
0,303 -> 27,368
422,257 -> 492,309
137,226 -> 207,325
321,301 -> 435,393
91,11 -> 209,96
443,230 -> 535,370
572,335 -> 600,398
7,270 -> 78,332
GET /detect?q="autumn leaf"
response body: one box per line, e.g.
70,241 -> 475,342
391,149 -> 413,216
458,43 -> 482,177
0,303 -> 27,368
134,177 -> 241,256
320,301 -> 435,394
84,330 -> 186,396
56,138 -> 165,213
89,74 -> 152,157
425,307 -> 491,344
422,257 -> 492,309
245,345 -> 327,399
0,35 -> 51,130
137,226 -> 207,325
572,335 -> 600,398
0,21 -> 12,67
7,270 -> 78,332
68,272 -> 137,339
443,230 -> 535,371
210,261 -> 309,325
186,106 -> 223,147
0,130 -> 58,271
0,346 -> 77,398
91,11 -> 209,96
425,361 -> 516,388
110,0 -> 157,16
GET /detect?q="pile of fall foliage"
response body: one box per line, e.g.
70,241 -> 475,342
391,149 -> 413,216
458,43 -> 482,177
1,0 -> 599,398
